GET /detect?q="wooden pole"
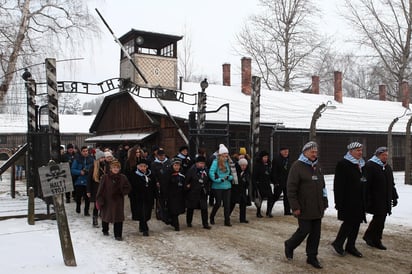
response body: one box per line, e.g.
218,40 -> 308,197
28,187 -> 35,225
53,193 -> 76,266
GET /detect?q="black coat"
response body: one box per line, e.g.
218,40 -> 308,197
184,165 -> 209,209
161,171 -> 186,215
271,154 -> 291,187
252,161 -> 273,199
333,159 -> 366,223
128,169 -> 157,222
232,166 -> 250,204
86,162 -> 106,202
364,161 -> 398,215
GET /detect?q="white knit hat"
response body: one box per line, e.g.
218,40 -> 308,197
218,144 -> 229,154
238,158 -> 248,166
104,151 -> 113,158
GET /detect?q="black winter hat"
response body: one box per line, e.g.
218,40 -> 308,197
195,156 -> 206,163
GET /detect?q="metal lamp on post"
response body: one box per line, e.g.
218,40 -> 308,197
387,108 -> 411,167
197,78 -> 208,150
22,68 -> 37,195
309,100 -> 336,142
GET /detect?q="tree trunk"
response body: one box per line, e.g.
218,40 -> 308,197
0,0 -> 31,102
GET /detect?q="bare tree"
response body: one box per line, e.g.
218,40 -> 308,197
344,0 -> 412,100
0,0 -> 100,103
59,93 -> 81,114
178,24 -> 195,82
236,0 -> 324,91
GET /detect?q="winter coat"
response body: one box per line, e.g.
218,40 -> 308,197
232,165 -> 251,204
252,161 -> 273,199
86,162 -> 106,202
333,159 -> 366,223
128,169 -> 157,222
209,159 -> 232,190
151,158 -> 172,184
185,165 -> 209,209
96,173 -> 131,223
271,154 -> 291,187
161,170 -> 186,215
71,155 -> 94,187
364,161 -> 398,215
287,160 -> 328,220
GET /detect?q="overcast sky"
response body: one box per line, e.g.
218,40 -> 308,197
58,0 -> 349,86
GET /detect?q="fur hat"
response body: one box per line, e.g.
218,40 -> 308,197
218,144 -> 229,154
95,150 -> 105,160
375,146 -> 388,156
302,141 -> 318,153
238,158 -> 248,166
347,142 -> 362,150
239,147 -> 247,155
104,151 -> 113,158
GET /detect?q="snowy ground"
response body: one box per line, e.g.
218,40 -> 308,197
0,168 -> 411,274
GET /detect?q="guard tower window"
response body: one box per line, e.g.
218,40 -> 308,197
124,40 -> 134,55
137,47 -> 157,55
160,44 -> 174,57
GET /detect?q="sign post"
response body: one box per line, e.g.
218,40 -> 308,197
38,161 -> 76,266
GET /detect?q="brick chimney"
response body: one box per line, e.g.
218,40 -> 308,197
241,57 -> 252,95
379,85 -> 386,101
222,63 -> 231,86
401,81 -> 410,108
334,71 -> 343,103
312,75 -> 319,94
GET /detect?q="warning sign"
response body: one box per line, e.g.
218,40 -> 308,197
38,162 -> 73,197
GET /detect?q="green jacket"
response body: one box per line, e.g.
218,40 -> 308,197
287,160 -> 328,220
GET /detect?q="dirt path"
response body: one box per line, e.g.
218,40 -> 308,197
69,200 -> 412,274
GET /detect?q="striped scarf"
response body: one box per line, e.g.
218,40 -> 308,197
344,152 -> 365,168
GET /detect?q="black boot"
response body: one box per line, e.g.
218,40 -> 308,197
256,208 -> 263,218
92,216 -> 98,227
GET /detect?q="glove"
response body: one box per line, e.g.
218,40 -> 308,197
392,199 -> 398,207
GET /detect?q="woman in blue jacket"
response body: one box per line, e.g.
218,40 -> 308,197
209,144 -> 233,226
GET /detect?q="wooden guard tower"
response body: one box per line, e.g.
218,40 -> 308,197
119,29 -> 183,89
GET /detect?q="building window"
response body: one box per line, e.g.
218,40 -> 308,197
230,130 -> 248,154
393,138 -> 405,157
160,44 -> 173,57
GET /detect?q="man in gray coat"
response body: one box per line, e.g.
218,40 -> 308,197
284,141 -> 328,269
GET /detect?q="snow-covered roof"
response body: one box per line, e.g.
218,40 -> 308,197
84,132 -> 155,142
1,82 -> 411,134
0,113 -> 95,134
132,82 -> 412,134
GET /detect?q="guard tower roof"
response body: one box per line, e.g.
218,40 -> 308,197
119,28 -> 183,49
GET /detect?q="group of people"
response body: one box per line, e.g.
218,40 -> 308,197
284,141 -> 398,269
61,143 -> 292,241
60,140 -> 399,270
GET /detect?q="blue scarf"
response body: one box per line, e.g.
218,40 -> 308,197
344,152 -> 365,168
135,169 -> 152,177
154,157 -> 169,164
369,155 -> 386,169
298,153 -> 318,166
